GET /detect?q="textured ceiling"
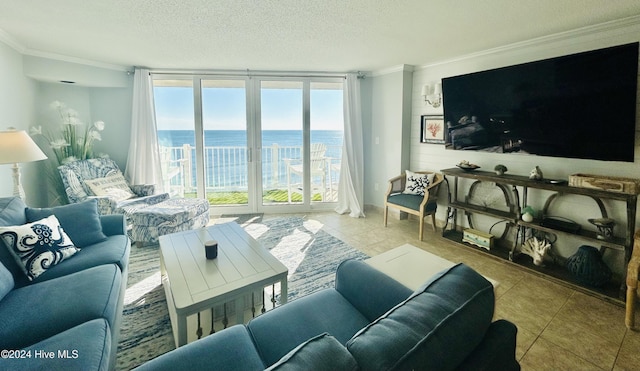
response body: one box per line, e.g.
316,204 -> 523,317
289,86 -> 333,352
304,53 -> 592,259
1,0 -> 640,72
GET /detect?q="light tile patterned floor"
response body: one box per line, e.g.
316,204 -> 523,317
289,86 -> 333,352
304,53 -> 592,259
264,208 -> 640,371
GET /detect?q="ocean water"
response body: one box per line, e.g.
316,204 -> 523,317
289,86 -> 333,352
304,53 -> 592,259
158,130 -> 343,188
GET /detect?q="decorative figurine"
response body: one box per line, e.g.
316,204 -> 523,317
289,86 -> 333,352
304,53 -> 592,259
494,164 -> 507,176
521,206 -> 535,223
529,166 -> 543,180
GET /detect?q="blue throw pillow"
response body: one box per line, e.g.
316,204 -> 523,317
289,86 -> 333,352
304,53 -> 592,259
0,260 -> 14,301
265,333 -> 358,371
26,199 -> 107,248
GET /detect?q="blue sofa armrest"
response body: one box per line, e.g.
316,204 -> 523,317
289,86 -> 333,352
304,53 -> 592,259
133,325 -> 264,371
334,259 -> 413,322
100,214 -> 127,236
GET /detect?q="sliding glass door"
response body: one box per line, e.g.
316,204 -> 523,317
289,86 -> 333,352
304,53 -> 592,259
201,79 -> 250,207
259,81 -> 304,206
153,77 -> 254,213
153,74 -> 343,214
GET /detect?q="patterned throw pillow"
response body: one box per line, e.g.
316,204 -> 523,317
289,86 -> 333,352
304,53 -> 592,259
0,215 -> 80,281
84,173 -> 135,202
403,170 -> 435,196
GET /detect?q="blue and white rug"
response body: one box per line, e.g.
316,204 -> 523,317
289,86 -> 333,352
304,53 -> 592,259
116,215 -> 368,370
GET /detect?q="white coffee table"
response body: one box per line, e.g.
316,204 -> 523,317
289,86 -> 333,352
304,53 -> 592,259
160,222 -> 288,347
366,244 -> 498,291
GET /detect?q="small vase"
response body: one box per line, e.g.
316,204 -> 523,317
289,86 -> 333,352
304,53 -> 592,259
566,245 -> 611,287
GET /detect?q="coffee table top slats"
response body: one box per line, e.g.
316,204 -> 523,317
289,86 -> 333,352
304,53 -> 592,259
161,233 -> 202,307
208,224 -> 271,276
160,222 -> 288,312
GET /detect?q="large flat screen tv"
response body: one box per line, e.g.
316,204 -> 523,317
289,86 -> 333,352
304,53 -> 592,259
442,42 -> 639,162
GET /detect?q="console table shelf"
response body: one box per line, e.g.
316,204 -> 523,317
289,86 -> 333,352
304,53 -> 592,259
518,219 -> 627,252
441,167 -> 638,303
448,201 -> 516,220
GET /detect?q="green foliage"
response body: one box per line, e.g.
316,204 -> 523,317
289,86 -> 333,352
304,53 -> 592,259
186,189 -> 324,205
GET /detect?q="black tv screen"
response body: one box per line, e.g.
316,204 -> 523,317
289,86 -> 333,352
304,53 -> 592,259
442,42 -> 639,162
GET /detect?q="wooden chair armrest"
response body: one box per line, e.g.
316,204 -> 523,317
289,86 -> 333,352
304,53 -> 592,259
386,174 -> 406,196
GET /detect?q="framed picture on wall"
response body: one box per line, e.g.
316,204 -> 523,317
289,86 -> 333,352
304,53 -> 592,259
420,115 -> 445,144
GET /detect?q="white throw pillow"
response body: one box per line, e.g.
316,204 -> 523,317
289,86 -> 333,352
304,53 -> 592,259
84,173 -> 135,202
403,170 -> 435,196
0,215 -> 80,280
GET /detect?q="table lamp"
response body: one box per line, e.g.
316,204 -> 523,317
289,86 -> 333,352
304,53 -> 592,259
0,128 -> 48,200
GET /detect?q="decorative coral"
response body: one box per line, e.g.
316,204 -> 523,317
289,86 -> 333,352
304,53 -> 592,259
520,237 -> 551,266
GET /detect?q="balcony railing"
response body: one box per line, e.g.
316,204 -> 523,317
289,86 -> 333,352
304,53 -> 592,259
160,144 -> 341,202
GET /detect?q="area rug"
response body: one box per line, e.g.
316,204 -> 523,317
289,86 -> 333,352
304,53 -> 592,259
116,215 -> 368,370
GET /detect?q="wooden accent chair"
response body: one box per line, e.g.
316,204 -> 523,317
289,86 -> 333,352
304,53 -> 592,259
383,171 -> 444,240
625,229 -> 640,329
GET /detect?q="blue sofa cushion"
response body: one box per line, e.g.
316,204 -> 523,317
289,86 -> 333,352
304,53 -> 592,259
26,199 -> 107,248
247,288 -> 370,367
0,264 -> 122,350
0,319 -> 112,371
335,259 -> 413,322
133,325 -> 264,371
11,234 -> 130,288
0,261 -> 14,301
0,197 -> 29,279
346,263 -> 495,371
0,197 -> 26,226
265,333 -> 358,371
0,215 -> 80,280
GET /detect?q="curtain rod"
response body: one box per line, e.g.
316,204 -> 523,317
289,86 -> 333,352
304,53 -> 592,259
147,69 -> 367,79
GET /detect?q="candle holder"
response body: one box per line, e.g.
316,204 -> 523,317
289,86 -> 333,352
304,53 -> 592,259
588,218 -> 615,240
205,240 -> 218,259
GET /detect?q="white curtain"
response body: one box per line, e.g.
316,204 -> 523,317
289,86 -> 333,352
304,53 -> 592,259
124,68 -> 164,192
335,73 -> 365,218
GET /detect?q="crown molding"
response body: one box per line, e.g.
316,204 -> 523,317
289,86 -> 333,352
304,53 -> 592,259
415,14 -> 640,71
24,49 -> 130,72
370,64 -> 415,77
0,28 -> 26,53
0,26 -> 130,72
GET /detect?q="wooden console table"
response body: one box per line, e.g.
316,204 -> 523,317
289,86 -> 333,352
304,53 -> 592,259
441,167 -> 637,303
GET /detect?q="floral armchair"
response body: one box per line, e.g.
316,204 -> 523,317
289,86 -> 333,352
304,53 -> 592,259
57,158 -> 170,217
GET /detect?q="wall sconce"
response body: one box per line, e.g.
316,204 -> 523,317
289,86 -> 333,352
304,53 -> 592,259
421,82 -> 442,108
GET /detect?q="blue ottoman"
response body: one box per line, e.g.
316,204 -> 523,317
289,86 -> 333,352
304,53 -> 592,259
130,198 -> 210,246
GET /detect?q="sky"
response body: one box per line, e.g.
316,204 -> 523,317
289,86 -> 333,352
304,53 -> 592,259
153,86 -> 344,131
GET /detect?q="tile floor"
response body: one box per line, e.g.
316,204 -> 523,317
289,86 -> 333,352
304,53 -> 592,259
275,208 -> 640,371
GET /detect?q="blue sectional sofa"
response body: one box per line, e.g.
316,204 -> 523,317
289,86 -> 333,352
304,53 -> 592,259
135,259 -> 520,371
0,196 -> 130,371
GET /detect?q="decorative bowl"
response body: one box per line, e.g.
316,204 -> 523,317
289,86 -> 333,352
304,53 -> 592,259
456,163 -> 480,171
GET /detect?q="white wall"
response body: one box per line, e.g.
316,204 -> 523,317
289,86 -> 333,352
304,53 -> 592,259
410,19 -> 640,277
365,65 -> 414,207
31,80 -> 133,205
0,41 -> 39,205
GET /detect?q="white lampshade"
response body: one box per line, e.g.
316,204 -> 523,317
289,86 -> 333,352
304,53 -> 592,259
434,82 -> 442,95
421,84 -> 430,96
0,129 -> 47,164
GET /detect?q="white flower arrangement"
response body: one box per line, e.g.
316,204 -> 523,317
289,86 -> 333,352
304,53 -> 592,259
30,101 -> 106,164
30,101 -> 106,205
